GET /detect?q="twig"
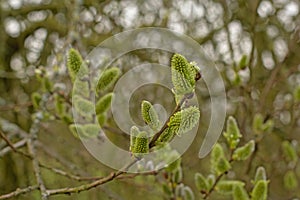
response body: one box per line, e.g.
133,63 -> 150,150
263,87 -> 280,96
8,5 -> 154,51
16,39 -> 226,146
0,138 -> 27,157
27,122 -> 48,200
46,158 -> 139,196
149,94 -> 191,148
202,158 -> 234,199
0,185 -> 39,200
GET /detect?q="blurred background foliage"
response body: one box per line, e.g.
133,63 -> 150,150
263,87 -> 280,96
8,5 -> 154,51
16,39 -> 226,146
0,0 -> 300,199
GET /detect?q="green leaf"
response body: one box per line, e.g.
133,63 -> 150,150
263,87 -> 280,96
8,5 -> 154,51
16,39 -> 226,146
73,80 -> 89,98
195,173 -> 209,192
96,67 -> 121,92
223,116 -> 242,150
54,95 -> 65,116
207,174 -> 216,190
233,184 -> 250,200
97,113 -> 107,127
251,180 -> 268,200
183,186 -> 195,200
132,131 -> 149,157
172,167 -> 183,183
31,92 -> 41,109
168,106 -> 200,136
238,55 -> 248,70
141,100 -> 161,131
156,127 -> 175,144
69,124 -> 81,138
252,166 -> 267,185
216,180 -> 245,195
232,140 -> 255,161
81,124 -> 100,138
253,114 -> 274,134
165,157 -> 181,173
95,93 -> 113,114
282,140 -> 298,164
73,96 -> 94,119
211,143 -> 230,175
130,126 -> 140,152
216,157 -> 231,175
67,48 -> 83,81
171,54 -> 196,95
294,85 -> 300,102
284,170 -> 298,190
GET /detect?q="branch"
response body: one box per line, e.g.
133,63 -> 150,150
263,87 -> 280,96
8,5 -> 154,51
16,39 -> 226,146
0,185 -> 39,200
27,123 -> 48,200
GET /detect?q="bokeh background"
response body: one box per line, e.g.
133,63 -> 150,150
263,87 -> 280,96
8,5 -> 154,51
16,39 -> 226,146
0,0 -> 300,199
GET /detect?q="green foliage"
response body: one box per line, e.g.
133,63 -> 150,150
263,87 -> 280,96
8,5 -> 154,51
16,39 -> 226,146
81,124 -> 100,138
211,143 -> 231,175
73,80 -> 89,98
131,131 -> 149,157
293,85 -> 300,102
171,54 -> 196,96
238,55 -> 248,70
252,114 -> 274,134
97,113 -> 106,127
165,157 -> 181,173
130,126 -> 140,152
233,184 -> 250,200
216,180 -> 245,195
232,140 -> 255,161
183,186 -> 195,200
251,180 -> 268,200
282,140 -> 298,164
283,170 -> 298,190
95,92 -> 113,114
96,67 -> 121,92
252,166 -> 267,185
141,100 -> 160,131
194,173 -> 209,192
223,116 -> 242,149
31,92 -> 41,109
67,48 -> 83,81
168,106 -> 200,136
73,96 -> 94,119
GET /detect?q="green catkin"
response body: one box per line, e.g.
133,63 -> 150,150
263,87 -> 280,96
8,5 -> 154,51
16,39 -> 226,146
283,170 -> 298,190
81,124 -> 100,138
216,180 -> 245,195
97,67 -> 121,92
132,131 -> 149,156
238,55 -> 248,70
97,113 -> 107,127
233,185 -> 250,200
251,180 -> 268,200
130,126 -> 140,152
95,93 -> 113,114
31,92 -> 41,109
232,140 -> 255,161
183,186 -> 195,200
282,140 -> 298,163
211,143 -> 231,175
194,173 -> 209,192
253,166 -> 267,185
168,106 -> 200,136
141,100 -> 160,131
73,96 -> 94,119
223,116 -> 242,149
171,54 -> 196,95
67,48 -> 83,81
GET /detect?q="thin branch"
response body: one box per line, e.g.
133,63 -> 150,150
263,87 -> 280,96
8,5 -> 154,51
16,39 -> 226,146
0,138 -> 27,157
149,94 -> 192,148
0,185 -> 39,200
27,123 -> 48,200
46,158 -> 139,196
